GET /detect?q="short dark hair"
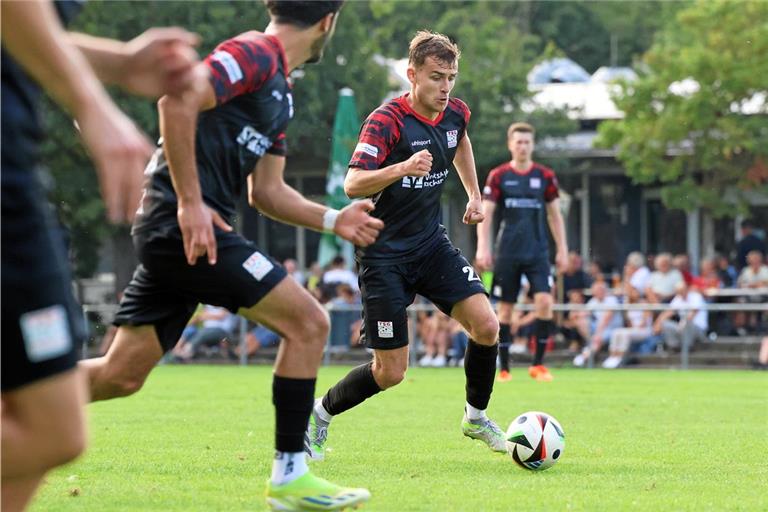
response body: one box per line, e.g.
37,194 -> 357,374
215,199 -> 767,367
741,219 -> 755,230
264,1 -> 343,28
507,122 -> 535,139
408,30 -> 460,68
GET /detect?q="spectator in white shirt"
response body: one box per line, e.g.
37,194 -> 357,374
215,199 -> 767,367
573,281 -> 624,367
624,251 -> 650,295
653,281 -> 708,350
321,255 -> 359,294
603,286 -> 654,368
737,251 -> 768,288
645,253 -> 684,303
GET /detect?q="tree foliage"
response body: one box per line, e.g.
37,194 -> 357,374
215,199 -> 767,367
39,0 -> 669,277
597,0 -> 768,216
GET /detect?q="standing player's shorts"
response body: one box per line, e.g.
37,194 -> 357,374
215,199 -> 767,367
492,258 -> 553,303
114,230 -> 287,352
2,168 -> 86,391
359,235 -> 487,350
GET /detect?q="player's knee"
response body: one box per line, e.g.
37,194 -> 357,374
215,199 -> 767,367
49,428 -> 87,468
471,315 -> 499,346
375,366 -> 406,389
302,306 -> 330,344
103,367 -> 149,398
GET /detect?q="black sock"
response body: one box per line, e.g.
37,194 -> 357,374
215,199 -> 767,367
322,362 -> 381,416
273,375 -> 315,453
464,339 -> 498,410
499,323 -> 511,372
532,319 -> 555,366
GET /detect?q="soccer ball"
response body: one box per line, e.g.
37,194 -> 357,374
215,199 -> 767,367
505,411 -> 565,470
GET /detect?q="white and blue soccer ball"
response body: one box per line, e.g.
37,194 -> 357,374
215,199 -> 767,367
505,411 -> 565,471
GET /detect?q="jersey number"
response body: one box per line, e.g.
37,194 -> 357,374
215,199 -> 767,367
463,266 -> 481,282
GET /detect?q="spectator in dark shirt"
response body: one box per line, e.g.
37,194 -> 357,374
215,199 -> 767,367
563,251 -> 592,299
736,219 -> 766,271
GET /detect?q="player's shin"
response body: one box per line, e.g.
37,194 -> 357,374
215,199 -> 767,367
271,375 -> 315,484
464,339 -> 497,413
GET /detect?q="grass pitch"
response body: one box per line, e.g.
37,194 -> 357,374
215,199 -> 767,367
31,365 -> 767,511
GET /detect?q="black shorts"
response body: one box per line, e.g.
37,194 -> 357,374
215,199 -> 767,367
359,236 -> 487,350
1,168 -> 85,391
492,258 -> 552,303
114,230 -> 287,352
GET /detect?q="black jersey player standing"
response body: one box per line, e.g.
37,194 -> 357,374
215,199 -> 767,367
78,2 -> 380,510
304,31 -> 506,462
1,1 -> 200,510
475,122 -> 568,383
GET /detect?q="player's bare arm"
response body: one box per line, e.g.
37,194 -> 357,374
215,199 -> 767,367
69,28 -> 201,98
475,199 -> 496,271
158,64 -> 231,266
545,199 -> 568,274
453,133 -> 484,225
1,0 -> 154,224
344,149 -> 432,198
249,153 -> 384,247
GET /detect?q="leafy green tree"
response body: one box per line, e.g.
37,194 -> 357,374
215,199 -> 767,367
597,0 -> 768,216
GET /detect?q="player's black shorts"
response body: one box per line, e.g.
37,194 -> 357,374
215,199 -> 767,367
492,258 -> 553,303
359,235 -> 487,350
114,229 -> 287,352
2,168 -> 85,391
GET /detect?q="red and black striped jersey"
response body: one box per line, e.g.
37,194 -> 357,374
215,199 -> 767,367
483,162 -> 559,262
134,31 -> 292,238
349,94 -> 471,265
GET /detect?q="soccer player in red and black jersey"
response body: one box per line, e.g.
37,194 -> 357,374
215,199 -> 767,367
304,31 -> 507,461
79,2 -> 380,509
476,122 -> 568,383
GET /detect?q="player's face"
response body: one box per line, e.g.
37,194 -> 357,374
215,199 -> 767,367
307,13 -> 339,64
508,131 -> 535,161
409,56 -> 458,115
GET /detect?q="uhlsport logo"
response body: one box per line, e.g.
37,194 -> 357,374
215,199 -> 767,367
446,129 -> 458,148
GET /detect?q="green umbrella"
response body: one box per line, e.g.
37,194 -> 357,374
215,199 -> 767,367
318,87 -> 360,269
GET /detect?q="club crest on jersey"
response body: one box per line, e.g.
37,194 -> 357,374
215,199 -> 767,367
530,177 -> 541,189
446,129 -> 458,148
236,125 -> 271,156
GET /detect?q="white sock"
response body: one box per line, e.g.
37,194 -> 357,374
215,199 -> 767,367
465,403 -> 487,420
314,397 -> 333,423
270,451 -> 308,485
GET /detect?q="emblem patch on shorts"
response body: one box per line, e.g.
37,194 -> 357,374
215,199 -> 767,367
493,285 -> 502,298
20,304 -> 72,362
377,321 -> 394,338
242,251 -> 274,281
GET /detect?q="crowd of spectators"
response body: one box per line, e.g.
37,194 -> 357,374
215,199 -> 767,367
154,220 -> 765,369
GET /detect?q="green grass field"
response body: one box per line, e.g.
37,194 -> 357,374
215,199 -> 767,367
31,365 -> 767,511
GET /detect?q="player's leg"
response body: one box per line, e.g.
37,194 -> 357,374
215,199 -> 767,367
306,264 -> 411,460
239,277 -> 370,509
525,260 -> 556,381
491,263 -> 521,382
2,369 -> 87,512
450,293 -> 506,452
421,239 -> 504,453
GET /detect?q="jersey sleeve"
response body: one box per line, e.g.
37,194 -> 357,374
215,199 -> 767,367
482,168 -> 502,203
266,132 -> 287,157
348,107 -> 401,170
543,168 -> 560,202
204,34 -> 278,105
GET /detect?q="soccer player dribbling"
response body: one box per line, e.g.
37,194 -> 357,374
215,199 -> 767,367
78,2 -> 382,509
305,30 -> 508,463
475,122 -> 569,383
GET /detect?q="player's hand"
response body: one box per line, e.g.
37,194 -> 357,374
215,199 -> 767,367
475,247 -> 493,272
463,197 -> 484,225
177,201 -> 232,265
334,200 -> 385,247
555,249 -> 568,275
76,100 -> 154,223
401,149 -> 432,177
121,27 -> 201,98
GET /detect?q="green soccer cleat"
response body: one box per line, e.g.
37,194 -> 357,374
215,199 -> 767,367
266,472 -> 371,511
462,414 -> 507,453
303,405 -> 330,461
